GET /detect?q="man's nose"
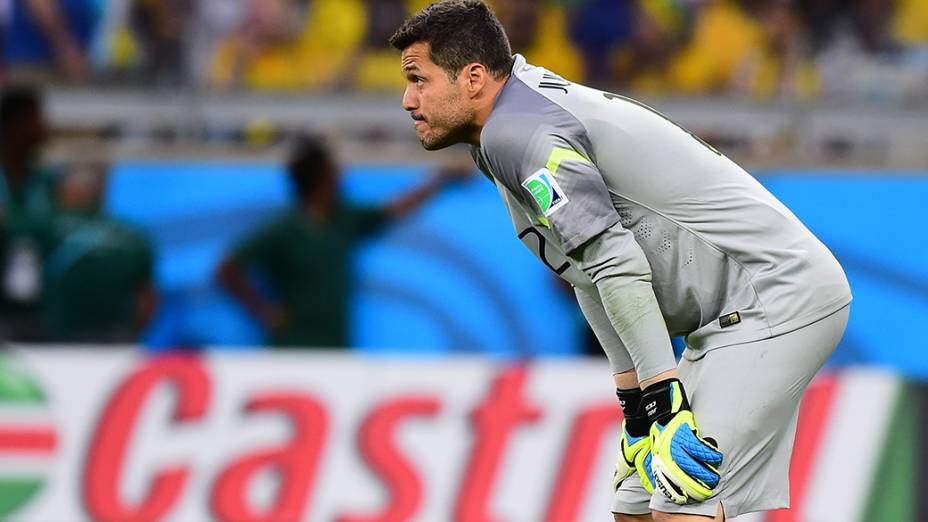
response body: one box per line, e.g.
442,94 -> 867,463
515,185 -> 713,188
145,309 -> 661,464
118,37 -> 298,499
402,86 -> 417,112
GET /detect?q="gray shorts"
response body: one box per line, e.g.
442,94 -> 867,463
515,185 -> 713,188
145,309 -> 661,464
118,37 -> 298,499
612,305 -> 850,519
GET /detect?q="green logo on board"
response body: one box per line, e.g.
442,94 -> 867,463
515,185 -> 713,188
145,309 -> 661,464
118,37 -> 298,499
0,355 -> 56,518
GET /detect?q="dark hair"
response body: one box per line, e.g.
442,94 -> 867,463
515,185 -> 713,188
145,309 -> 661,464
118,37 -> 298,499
288,134 -> 334,197
0,86 -> 42,129
389,0 -> 513,80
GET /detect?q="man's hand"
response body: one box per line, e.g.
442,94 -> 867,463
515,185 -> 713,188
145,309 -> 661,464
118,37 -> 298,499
643,379 -> 723,504
258,303 -> 288,331
613,386 -> 655,493
614,420 -> 655,493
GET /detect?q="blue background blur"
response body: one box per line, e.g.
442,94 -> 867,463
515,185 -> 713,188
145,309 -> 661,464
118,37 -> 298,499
104,164 -> 928,379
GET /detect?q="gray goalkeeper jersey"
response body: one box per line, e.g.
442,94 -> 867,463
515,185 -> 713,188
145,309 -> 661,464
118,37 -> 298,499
471,55 -> 851,355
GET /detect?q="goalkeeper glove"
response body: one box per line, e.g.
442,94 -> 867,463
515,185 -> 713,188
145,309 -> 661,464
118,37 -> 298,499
613,388 -> 655,493
643,379 -> 723,504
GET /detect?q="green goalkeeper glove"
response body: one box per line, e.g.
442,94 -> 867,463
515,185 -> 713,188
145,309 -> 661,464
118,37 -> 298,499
643,379 -> 723,504
613,388 -> 655,493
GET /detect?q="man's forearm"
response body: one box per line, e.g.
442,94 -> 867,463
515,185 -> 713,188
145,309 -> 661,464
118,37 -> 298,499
570,224 -> 676,383
217,258 -> 272,320
386,176 -> 444,219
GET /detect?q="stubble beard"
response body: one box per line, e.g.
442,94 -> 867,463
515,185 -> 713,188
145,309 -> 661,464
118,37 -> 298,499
419,91 -> 476,151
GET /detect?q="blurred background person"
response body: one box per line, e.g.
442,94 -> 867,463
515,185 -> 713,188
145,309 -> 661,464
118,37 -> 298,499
208,0 -> 365,91
658,0 -> 763,96
799,0 -> 927,102
0,0 -> 9,81
567,0 -> 639,86
730,0 -> 819,100
611,0 -> 688,94
0,85 -> 57,341
122,0 -> 192,85
216,135 -> 467,349
42,162 -> 156,343
2,0 -> 99,83
335,0 -> 409,91
494,0 -> 583,82
893,0 -> 928,47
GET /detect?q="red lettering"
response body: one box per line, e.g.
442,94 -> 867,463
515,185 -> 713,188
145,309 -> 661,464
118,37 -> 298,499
210,392 -> 328,522
336,396 -> 441,522
544,403 -> 621,522
454,365 -> 542,522
83,355 -> 210,522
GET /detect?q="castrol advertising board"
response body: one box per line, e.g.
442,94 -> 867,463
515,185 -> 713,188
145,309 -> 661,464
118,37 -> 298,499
3,350 -> 624,522
1,349 -> 898,522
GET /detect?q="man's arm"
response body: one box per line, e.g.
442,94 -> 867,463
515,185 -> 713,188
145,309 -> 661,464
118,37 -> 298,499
216,225 -> 288,332
22,0 -> 89,82
385,163 -> 471,220
133,281 -> 159,334
569,224 -> 677,384
216,257 -> 287,331
482,117 -> 675,383
573,284 -> 634,375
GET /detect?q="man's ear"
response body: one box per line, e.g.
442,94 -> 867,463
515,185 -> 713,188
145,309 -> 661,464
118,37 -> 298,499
463,63 -> 489,97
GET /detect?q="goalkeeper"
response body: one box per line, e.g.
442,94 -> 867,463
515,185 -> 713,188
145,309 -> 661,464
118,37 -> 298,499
390,1 -> 852,520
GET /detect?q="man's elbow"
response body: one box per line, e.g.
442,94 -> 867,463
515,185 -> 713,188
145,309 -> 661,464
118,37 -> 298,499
216,258 -> 241,289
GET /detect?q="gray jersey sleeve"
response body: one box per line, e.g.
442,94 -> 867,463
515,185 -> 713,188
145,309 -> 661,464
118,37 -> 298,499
570,222 -> 677,382
480,101 -> 619,253
574,285 -> 635,374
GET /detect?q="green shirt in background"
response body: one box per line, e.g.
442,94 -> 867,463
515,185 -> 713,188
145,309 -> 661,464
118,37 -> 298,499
0,166 -> 58,340
233,204 -> 387,349
43,214 -> 154,342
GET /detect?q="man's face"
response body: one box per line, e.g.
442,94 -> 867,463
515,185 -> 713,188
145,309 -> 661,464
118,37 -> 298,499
401,42 -> 475,150
2,105 -> 48,159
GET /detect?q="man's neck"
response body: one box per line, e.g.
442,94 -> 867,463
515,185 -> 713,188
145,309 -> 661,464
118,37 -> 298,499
467,73 -> 510,146
0,152 -> 32,185
300,193 -> 335,220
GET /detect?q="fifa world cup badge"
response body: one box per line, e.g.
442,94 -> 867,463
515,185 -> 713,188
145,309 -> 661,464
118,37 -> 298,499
522,168 -> 568,217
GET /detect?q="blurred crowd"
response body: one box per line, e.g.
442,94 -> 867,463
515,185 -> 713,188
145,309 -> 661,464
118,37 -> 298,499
0,0 -> 926,101
0,86 -> 157,343
0,84 -> 466,347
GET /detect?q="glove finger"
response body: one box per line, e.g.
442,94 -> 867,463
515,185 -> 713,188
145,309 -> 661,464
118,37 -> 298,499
680,428 -> 723,467
669,440 -> 721,489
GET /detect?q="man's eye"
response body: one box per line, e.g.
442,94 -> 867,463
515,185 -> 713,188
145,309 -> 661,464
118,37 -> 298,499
414,76 -> 424,85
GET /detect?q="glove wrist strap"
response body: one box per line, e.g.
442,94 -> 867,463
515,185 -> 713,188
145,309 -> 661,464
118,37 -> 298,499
616,387 -> 650,437
641,378 -> 690,427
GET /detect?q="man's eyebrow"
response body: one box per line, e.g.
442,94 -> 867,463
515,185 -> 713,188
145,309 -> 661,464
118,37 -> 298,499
402,63 -> 420,72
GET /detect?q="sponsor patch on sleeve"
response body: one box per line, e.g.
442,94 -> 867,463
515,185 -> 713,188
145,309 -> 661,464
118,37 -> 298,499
522,168 -> 568,217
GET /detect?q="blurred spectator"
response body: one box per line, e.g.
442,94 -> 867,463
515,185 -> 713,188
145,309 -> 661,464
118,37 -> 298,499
338,0 -> 409,91
217,135 -> 467,349
0,86 -> 57,341
731,0 -> 819,99
2,0 -> 99,83
664,0 -> 762,95
799,0 -> 898,56
346,0 -> 583,91
614,0 -> 688,94
0,0 -> 9,80
43,163 -> 157,343
802,0 -> 927,102
125,0 -> 193,85
209,0 -> 366,91
894,0 -> 928,45
568,0 -> 638,86
494,0 -> 583,82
